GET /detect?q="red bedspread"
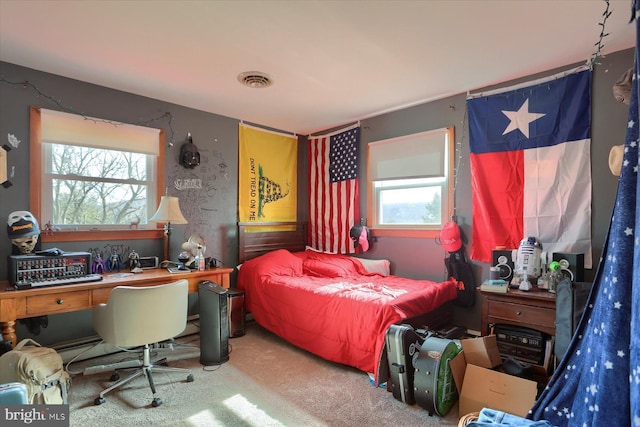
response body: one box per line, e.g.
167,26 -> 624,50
237,249 -> 458,384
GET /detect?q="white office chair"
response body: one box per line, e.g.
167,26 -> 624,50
92,279 -> 194,407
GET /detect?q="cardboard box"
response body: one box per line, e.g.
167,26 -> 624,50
451,335 -> 538,418
458,364 -> 537,417
460,335 -> 502,368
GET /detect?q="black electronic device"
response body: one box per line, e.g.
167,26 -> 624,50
198,281 -> 229,365
552,252 -> 585,282
492,249 -> 515,283
8,252 -> 102,289
138,256 -> 159,269
494,324 -> 547,366
227,289 -> 245,338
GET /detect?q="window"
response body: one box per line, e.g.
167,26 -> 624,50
367,127 -> 454,238
30,107 -> 165,242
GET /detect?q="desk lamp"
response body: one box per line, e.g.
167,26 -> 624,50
149,194 -> 188,262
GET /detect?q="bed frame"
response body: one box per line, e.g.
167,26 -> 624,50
238,221 -> 308,264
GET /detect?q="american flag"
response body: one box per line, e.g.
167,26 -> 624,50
308,126 -> 360,254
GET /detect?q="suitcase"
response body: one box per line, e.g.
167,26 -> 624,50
385,324 -> 425,404
413,336 -> 461,416
0,382 -> 28,404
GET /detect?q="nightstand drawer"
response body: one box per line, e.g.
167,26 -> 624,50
26,290 -> 90,315
487,299 -> 555,329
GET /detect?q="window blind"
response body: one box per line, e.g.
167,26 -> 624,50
368,127 -> 448,181
40,108 -> 160,155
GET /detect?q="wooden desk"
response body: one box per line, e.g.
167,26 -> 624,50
0,267 -> 233,347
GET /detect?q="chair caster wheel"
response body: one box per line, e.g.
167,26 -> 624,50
152,397 -> 163,407
94,397 -> 105,405
186,374 -> 194,382
110,373 -> 120,381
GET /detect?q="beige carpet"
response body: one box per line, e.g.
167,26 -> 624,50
67,322 -> 461,426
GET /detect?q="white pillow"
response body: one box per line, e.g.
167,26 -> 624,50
305,245 -> 337,254
354,258 -> 391,276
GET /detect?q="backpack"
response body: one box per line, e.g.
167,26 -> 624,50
0,339 -> 70,404
445,247 -> 476,307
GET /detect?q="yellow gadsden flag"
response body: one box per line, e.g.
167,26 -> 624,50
238,124 -> 297,222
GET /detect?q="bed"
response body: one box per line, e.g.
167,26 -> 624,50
237,222 -> 459,385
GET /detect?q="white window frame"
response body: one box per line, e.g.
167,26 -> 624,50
30,107 -> 165,242
367,126 -> 454,238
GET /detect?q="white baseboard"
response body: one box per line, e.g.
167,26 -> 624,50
55,318 -> 201,363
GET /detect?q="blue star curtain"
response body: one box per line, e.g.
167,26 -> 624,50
529,3 -> 640,426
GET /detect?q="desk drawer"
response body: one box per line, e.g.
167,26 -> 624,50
487,299 -> 555,329
26,291 -> 90,316
92,288 -> 112,305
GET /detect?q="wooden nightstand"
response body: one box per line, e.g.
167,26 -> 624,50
481,288 -> 557,381
480,288 -> 556,337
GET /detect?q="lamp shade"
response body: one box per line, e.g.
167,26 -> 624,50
149,196 -> 188,224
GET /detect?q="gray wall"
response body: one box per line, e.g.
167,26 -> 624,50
358,49 -> 633,331
0,62 -> 241,345
0,47 -> 632,343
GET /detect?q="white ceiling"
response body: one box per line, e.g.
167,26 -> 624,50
0,1 -> 636,135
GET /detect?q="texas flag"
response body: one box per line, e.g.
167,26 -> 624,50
467,67 -> 592,268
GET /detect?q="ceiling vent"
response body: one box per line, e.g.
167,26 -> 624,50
238,71 -> 272,88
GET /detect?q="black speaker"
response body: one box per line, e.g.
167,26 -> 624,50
492,249 -> 515,283
552,253 -> 584,282
227,289 -> 245,338
198,281 -> 229,365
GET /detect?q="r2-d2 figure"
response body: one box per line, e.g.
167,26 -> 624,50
513,236 -> 543,291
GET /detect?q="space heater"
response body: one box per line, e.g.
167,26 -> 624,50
198,281 -> 229,365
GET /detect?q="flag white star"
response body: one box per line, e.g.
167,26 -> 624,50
502,99 -> 546,138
